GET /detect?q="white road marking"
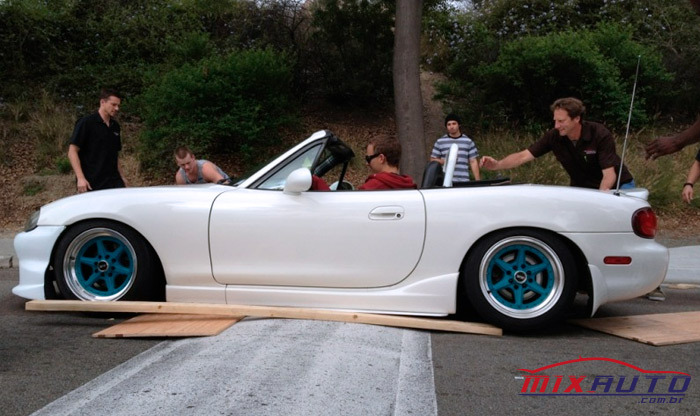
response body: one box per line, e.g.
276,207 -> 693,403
32,318 -> 437,416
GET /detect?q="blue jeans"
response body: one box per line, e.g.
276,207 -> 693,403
620,179 -> 636,189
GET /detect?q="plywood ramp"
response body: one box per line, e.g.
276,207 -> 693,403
571,311 -> 700,346
93,314 -> 243,338
26,300 -> 502,337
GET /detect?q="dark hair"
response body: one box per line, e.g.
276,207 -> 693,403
444,113 -> 461,126
550,97 -> 586,120
368,134 -> 401,167
100,88 -> 122,101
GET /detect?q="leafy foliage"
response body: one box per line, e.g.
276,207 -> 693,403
137,48 -> 297,174
436,23 -> 672,132
308,0 -> 396,104
428,0 -> 700,127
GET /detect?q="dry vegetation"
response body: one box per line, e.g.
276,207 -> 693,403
2,73 -> 700,245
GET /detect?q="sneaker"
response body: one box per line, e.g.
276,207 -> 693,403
645,286 -> 665,301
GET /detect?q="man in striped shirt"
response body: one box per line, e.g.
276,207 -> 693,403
430,114 -> 481,184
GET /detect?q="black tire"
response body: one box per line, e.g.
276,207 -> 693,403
462,228 -> 578,332
52,220 -> 164,301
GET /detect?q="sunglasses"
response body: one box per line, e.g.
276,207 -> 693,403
365,153 -> 382,163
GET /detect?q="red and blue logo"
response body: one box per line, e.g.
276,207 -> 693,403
517,356 -> 691,404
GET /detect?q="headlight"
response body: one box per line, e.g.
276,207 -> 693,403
24,210 -> 40,232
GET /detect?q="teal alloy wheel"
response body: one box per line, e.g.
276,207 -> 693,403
480,237 -> 562,318
53,220 -> 164,301
463,229 -> 577,331
62,229 -> 137,301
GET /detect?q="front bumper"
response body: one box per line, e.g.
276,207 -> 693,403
12,226 -> 65,300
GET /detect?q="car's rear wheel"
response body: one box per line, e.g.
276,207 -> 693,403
463,229 -> 577,331
53,220 -> 163,301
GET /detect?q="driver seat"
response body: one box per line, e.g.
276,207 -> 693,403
421,161 -> 444,188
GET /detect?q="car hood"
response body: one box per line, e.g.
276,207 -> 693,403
35,185 -> 231,228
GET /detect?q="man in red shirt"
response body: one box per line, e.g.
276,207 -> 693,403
358,134 -> 416,190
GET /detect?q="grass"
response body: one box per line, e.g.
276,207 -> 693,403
22,180 -> 44,196
2,91 -> 698,218
473,127 -> 700,215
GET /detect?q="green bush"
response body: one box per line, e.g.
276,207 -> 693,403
22,180 -> 44,196
56,157 -> 72,174
137,48 -> 298,175
308,0 -> 395,104
437,24 -> 672,132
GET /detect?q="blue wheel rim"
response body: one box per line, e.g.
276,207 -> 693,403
486,244 -> 554,309
75,236 -> 134,296
63,228 -> 138,301
479,236 -> 564,319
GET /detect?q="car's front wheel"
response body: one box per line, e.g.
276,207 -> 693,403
53,220 -> 163,301
463,229 -> 577,331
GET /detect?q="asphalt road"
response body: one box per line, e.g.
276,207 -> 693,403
2,267 -> 699,415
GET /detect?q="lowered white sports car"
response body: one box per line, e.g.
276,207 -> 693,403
13,130 -> 668,331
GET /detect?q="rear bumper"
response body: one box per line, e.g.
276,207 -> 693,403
562,232 -> 669,315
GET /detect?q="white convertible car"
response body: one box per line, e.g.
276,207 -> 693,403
13,130 -> 668,331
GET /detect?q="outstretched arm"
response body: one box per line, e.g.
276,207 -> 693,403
646,117 -> 700,159
480,149 -> 535,171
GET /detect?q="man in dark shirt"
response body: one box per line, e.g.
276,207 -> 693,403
68,88 -> 128,192
480,97 -> 634,191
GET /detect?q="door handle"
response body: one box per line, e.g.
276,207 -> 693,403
369,206 -> 405,220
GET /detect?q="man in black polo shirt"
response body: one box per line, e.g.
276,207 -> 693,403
68,88 -> 128,192
480,97 -> 634,191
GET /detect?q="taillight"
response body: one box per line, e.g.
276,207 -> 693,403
632,207 -> 657,239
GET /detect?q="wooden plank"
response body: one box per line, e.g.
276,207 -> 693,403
93,314 -> 243,338
26,300 -> 502,336
570,311 -> 700,346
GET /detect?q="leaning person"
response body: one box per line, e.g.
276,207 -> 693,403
174,145 -> 229,184
480,97 -> 634,191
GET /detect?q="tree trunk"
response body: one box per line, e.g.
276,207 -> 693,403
393,0 -> 426,184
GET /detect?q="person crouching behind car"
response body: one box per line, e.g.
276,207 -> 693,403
358,134 -> 417,190
174,145 -> 230,185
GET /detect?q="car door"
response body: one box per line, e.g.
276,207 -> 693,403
209,188 -> 426,288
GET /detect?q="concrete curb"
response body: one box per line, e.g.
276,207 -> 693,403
0,231 -> 16,269
0,255 -> 13,269
665,246 -> 700,284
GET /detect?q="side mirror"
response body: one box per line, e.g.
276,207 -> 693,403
283,168 -> 312,195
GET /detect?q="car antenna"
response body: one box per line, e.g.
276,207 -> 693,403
614,55 -> 641,196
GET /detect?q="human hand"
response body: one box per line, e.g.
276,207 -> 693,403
645,136 -> 682,160
682,184 -> 694,203
480,156 -> 499,170
76,178 -> 91,193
